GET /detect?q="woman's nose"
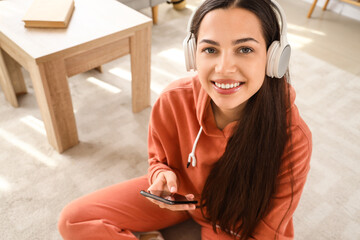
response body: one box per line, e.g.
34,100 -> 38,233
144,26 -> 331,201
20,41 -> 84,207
215,52 -> 236,74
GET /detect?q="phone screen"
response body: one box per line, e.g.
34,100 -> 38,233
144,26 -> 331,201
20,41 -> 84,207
140,190 -> 198,205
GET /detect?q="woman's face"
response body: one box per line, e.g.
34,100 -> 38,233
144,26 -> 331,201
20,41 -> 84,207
196,7 -> 267,117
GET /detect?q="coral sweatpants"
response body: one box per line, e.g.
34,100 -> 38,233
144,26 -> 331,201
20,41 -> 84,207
58,175 -> 234,240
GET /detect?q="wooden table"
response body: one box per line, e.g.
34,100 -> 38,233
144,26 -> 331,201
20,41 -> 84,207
0,0 -> 152,152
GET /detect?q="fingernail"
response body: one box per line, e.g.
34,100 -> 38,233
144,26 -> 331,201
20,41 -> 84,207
170,187 -> 176,193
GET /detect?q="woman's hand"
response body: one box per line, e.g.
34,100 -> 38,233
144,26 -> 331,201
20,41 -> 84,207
146,171 -> 196,211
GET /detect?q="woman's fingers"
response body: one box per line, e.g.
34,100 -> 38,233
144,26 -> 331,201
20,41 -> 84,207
144,196 -> 196,211
144,196 -> 196,210
157,202 -> 197,211
143,193 -> 197,211
185,193 -> 195,200
148,170 -> 177,194
164,171 -> 178,193
148,173 -> 167,193
145,171 -> 197,211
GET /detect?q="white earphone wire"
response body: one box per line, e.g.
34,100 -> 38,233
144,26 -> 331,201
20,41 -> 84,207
187,126 -> 203,168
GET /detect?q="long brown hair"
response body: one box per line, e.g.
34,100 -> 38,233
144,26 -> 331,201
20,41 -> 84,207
191,0 -> 293,239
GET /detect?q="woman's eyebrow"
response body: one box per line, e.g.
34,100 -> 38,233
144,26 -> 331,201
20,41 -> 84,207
198,39 -> 220,46
232,38 -> 259,45
198,38 -> 259,46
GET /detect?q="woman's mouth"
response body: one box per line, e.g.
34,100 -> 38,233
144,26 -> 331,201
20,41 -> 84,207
214,82 -> 242,89
211,80 -> 244,95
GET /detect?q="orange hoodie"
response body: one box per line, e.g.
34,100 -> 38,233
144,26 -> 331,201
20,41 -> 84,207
148,75 -> 312,239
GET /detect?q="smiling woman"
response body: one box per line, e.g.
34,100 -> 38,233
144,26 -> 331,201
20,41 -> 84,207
58,1 -> 312,240
195,8 -> 267,127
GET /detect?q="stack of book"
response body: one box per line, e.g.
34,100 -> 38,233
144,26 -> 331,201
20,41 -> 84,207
22,0 -> 75,28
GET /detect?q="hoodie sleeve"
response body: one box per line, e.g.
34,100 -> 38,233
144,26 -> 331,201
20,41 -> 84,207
147,93 -> 177,185
252,121 -> 312,240
147,124 -> 173,185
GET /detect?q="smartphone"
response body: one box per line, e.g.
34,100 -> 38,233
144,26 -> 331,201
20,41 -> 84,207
140,190 -> 198,205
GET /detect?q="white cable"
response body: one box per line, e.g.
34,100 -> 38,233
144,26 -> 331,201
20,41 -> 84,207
187,126 -> 203,168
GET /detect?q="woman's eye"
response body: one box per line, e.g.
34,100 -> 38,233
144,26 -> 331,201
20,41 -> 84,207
238,47 -> 253,54
203,48 -> 217,54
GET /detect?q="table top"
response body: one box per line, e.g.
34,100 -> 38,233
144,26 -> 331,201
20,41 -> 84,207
0,0 -> 152,59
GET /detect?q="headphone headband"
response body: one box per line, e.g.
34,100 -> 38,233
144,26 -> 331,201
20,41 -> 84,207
270,0 -> 288,44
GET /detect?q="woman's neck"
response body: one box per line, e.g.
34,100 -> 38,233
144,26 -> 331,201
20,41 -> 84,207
211,101 -> 245,130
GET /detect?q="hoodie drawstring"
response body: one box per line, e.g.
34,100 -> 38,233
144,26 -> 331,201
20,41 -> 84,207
187,126 -> 203,168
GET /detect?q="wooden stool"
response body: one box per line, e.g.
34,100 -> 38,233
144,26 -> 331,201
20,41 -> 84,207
307,0 -> 330,18
307,0 -> 360,18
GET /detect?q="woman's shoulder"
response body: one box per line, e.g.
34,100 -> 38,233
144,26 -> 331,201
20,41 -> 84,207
288,86 -> 312,142
154,75 -> 201,106
151,75 -> 199,117
161,75 -> 197,95
278,85 -> 313,181
279,109 -> 312,182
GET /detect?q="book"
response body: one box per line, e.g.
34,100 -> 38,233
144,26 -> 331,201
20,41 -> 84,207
22,0 -> 75,28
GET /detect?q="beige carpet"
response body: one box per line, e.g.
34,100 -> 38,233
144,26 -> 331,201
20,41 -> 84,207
0,1 -> 359,240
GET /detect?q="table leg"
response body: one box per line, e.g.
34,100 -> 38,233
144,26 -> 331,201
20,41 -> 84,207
130,26 -> 151,113
0,49 -> 18,107
29,59 -> 79,152
151,5 -> 159,25
307,0 -> 318,18
2,50 -> 27,95
323,0 -> 330,10
94,66 -> 103,73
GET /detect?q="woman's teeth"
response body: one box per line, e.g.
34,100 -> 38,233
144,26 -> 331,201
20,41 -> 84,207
214,82 -> 241,89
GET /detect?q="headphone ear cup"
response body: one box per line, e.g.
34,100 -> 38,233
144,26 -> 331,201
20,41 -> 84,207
275,43 -> 291,78
266,40 -> 291,78
183,33 -> 197,71
266,41 -> 279,78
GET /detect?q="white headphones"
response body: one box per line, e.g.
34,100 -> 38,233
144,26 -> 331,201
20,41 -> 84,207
183,0 -> 291,78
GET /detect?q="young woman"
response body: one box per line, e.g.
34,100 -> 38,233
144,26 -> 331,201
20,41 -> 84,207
58,0 -> 312,239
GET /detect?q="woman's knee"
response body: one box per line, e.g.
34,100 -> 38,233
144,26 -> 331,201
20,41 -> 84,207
57,202 -> 75,238
58,199 -> 88,239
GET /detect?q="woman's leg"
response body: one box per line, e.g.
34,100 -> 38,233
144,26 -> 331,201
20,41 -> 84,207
189,210 -> 234,240
200,226 -> 235,240
58,175 -> 190,240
